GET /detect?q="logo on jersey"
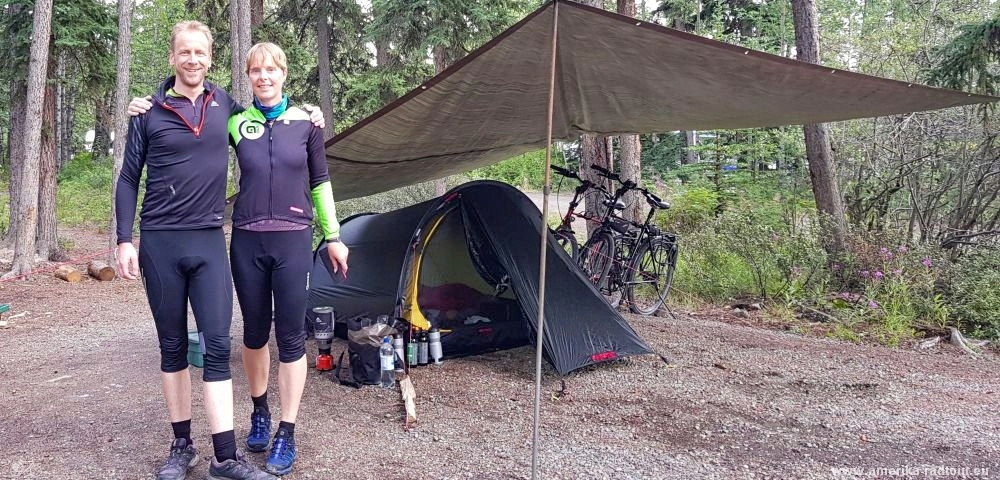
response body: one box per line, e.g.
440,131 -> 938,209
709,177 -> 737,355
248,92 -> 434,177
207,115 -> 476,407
239,120 -> 265,140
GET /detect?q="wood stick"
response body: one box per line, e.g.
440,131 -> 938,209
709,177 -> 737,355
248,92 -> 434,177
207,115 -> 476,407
54,265 -> 82,282
400,374 -> 417,424
87,260 -> 116,281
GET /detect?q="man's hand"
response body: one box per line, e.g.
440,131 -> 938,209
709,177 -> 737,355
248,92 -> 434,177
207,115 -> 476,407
127,96 -> 154,117
116,242 -> 140,280
302,104 -> 325,130
326,241 -> 349,278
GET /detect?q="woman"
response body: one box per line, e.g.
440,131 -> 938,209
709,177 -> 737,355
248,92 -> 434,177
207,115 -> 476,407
227,42 -> 349,476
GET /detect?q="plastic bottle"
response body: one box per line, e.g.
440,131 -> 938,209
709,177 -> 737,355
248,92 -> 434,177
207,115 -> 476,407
379,337 -> 395,388
428,328 -> 443,365
392,335 -> 405,373
406,335 -> 418,367
417,331 -> 429,366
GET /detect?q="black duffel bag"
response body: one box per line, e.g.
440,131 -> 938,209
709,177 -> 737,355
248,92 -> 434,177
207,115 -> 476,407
334,315 -> 396,387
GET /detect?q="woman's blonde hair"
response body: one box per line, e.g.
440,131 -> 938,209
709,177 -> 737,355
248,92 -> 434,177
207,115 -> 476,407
170,20 -> 213,52
246,42 -> 288,74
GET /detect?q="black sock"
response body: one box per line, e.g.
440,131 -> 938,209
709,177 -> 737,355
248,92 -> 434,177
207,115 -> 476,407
211,430 -> 237,462
276,421 -> 295,439
251,393 -> 269,413
171,419 -> 192,444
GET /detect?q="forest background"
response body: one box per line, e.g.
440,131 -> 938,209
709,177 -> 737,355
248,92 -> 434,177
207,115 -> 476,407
1,0 -> 999,347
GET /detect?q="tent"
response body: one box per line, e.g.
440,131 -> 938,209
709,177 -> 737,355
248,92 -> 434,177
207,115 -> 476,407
324,0 -> 997,200
307,180 -> 654,375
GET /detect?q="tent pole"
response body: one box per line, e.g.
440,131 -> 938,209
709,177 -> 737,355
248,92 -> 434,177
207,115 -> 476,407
531,1 -> 559,479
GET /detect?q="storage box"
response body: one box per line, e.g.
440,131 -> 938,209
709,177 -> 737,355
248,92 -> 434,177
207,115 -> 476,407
187,331 -> 204,368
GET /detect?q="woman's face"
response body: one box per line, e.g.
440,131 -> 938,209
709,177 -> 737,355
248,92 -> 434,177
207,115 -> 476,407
248,55 -> 287,107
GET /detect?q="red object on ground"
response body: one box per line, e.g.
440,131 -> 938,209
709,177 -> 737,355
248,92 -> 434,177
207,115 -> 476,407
590,351 -> 618,362
316,354 -> 334,371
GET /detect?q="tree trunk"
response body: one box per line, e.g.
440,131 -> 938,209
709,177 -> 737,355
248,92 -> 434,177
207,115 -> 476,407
684,130 -> 699,164
4,82 -> 26,246
61,77 -> 77,169
619,134 -> 643,223
250,0 -> 263,27
110,0 -> 135,265
37,53 -> 59,260
5,0 -> 54,278
580,135 -> 612,236
230,0 -> 252,187
617,0 -> 642,223
316,0 -> 335,140
791,0 -> 847,254
92,93 -> 112,161
578,0 -> 613,235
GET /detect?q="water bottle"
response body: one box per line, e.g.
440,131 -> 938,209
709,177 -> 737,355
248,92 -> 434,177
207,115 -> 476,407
406,335 -> 418,367
379,337 -> 395,388
417,331 -> 429,366
392,335 -> 405,373
428,328 -> 443,365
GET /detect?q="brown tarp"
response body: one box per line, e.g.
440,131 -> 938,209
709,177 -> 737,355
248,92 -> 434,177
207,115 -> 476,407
326,0 -> 997,200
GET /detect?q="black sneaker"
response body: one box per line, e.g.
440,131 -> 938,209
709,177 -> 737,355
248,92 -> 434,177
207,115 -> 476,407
156,438 -> 199,480
207,450 -> 278,480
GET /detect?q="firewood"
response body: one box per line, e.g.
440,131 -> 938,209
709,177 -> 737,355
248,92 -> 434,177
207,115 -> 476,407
54,265 -> 82,282
87,261 -> 116,281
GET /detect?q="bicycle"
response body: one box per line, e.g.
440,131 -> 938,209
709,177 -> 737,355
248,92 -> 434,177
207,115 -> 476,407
549,165 -> 611,260
578,164 -> 679,316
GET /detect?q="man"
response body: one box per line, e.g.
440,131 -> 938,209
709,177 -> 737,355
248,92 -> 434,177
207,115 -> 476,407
115,21 -> 323,480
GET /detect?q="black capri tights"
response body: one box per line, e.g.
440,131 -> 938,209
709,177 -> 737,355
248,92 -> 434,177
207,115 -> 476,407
230,228 -> 311,363
139,229 -> 233,382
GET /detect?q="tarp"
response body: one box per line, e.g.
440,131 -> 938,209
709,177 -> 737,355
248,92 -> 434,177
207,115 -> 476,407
308,181 -> 655,375
325,0 -> 997,200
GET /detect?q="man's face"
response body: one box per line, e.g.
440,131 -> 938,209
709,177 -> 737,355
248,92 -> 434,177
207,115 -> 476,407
168,30 -> 212,91
248,56 -> 287,107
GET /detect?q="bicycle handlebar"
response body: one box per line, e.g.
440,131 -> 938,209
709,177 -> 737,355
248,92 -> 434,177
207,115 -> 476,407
589,164 -> 669,210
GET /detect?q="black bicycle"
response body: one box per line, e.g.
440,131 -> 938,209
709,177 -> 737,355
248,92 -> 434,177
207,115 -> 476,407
578,164 -> 678,315
549,165 -> 611,260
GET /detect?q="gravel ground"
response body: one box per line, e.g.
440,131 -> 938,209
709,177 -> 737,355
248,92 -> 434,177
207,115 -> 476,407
1,228 -> 998,480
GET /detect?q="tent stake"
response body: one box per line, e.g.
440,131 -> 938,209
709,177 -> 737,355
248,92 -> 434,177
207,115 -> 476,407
532,1 -> 559,479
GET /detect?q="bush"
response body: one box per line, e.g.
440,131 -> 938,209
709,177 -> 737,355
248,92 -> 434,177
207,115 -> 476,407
660,187 -> 719,234
831,240 -> 947,346
943,250 -> 1000,340
671,202 -> 827,303
463,150 -> 547,190
57,153 -> 114,227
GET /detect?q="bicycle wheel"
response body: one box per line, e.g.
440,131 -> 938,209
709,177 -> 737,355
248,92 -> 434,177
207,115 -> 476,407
625,238 -> 677,315
551,228 -> 579,261
578,230 -> 615,292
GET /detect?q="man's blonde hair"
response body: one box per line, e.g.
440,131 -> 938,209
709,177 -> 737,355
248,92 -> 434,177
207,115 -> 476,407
170,20 -> 213,52
246,42 -> 288,74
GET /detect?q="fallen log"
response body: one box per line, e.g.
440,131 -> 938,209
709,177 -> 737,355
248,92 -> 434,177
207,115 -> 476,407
54,265 -> 82,283
87,261 -> 116,281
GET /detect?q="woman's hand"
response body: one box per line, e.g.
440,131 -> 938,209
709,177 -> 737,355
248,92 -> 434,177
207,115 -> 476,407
326,241 -> 349,278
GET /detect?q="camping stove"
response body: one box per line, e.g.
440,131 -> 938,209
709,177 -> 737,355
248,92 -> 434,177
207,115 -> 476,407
312,306 -> 335,371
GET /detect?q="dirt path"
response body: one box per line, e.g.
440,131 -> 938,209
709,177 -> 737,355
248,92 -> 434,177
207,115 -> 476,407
1,227 -> 997,479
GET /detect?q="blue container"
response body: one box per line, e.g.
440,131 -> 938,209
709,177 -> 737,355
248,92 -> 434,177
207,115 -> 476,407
187,331 -> 205,368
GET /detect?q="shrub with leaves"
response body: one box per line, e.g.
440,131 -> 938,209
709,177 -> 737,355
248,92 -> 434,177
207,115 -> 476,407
943,249 -> 1000,340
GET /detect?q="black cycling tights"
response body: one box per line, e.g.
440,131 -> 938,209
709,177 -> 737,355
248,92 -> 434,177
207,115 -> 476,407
139,228 -> 233,382
230,228 -> 311,363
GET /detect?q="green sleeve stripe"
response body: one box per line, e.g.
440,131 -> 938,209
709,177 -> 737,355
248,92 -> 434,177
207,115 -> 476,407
227,113 -> 242,147
311,181 -> 341,239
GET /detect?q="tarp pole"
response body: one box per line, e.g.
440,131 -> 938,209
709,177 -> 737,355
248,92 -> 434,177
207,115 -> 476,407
531,1 -> 559,479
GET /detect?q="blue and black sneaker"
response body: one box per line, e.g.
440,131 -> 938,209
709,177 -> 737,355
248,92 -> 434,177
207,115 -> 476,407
156,438 -> 199,480
264,435 -> 296,476
245,409 -> 271,453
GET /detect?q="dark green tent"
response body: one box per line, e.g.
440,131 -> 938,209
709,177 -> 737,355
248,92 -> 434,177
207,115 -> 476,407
307,181 -> 653,375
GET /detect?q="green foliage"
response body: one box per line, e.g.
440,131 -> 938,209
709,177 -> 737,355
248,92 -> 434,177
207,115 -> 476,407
943,249 -> 1000,340
463,150 -> 547,190
659,187 -> 719,233
669,194 -> 827,303
925,18 -> 1000,96
56,153 -> 113,227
